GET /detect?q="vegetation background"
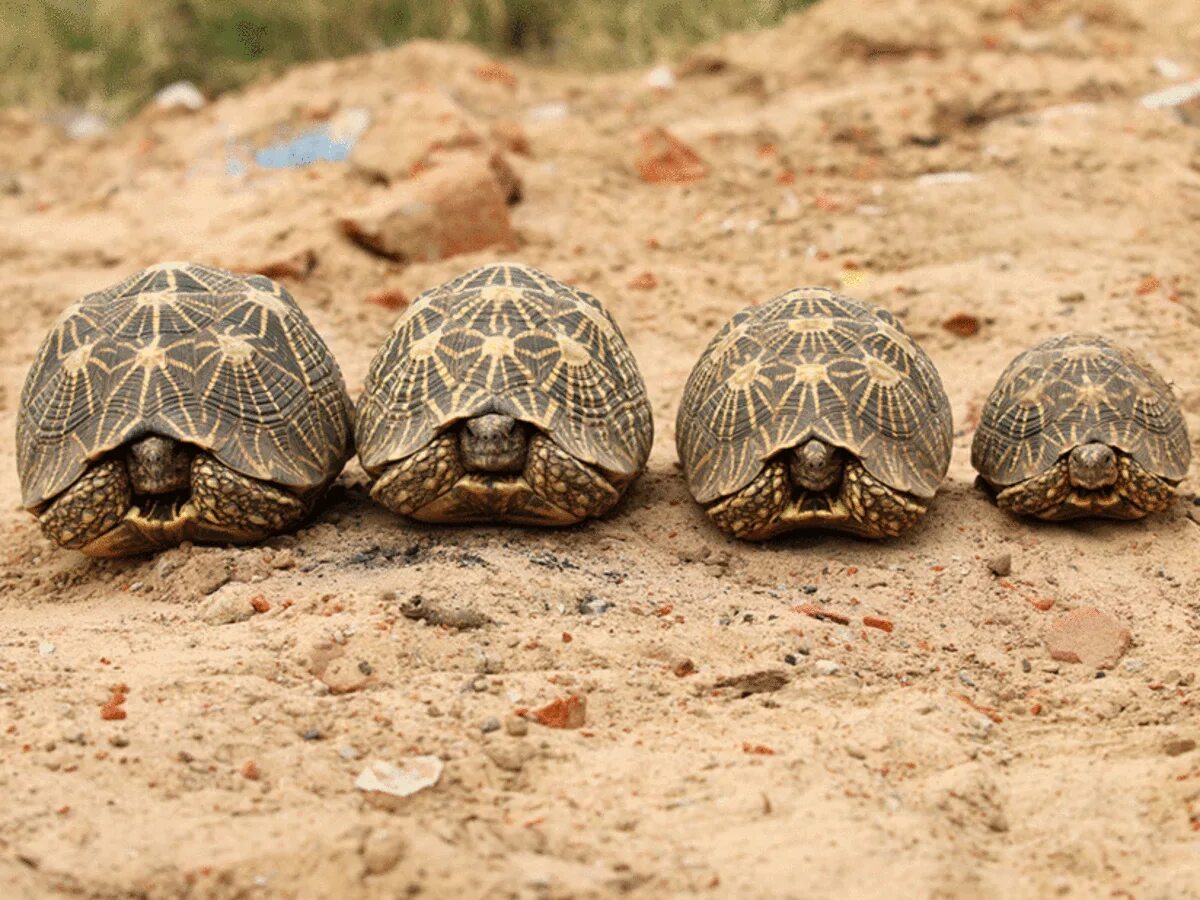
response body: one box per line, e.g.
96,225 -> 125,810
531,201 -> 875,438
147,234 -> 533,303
0,0 -> 817,118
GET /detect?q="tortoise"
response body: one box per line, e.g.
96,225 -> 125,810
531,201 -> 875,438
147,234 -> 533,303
676,288 -> 953,540
971,332 -> 1190,520
17,262 -> 354,557
355,262 -> 653,525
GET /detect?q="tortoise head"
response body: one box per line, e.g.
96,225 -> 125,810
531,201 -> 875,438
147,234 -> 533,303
458,414 -> 529,473
1067,442 -> 1119,490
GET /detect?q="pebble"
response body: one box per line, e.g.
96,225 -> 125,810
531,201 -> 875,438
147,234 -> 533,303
1045,607 -> 1131,669
337,745 -> 361,761
713,669 -> 790,697
38,642 -> 56,656
957,670 -> 976,688
814,660 -> 841,676
480,717 -> 501,734
484,740 -> 534,772
301,728 -> 322,741
577,594 -> 612,616
199,586 -> 257,625
987,553 -> 1012,577
361,827 -> 408,875
1122,658 -> 1145,673
1164,738 -> 1196,757
503,714 -> 528,737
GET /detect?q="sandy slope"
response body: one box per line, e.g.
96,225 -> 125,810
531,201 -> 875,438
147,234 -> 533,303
1,0 -> 1198,897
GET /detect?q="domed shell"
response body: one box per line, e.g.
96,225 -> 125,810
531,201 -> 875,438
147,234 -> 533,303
677,288 -> 953,504
971,332 -> 1190,487
356,263 -> 653,477
17,263 -> 353,509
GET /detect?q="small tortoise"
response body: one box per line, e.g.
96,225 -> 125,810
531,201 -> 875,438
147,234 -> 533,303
676,288 -> 952,539
17,263 -> 354,556
355,262 -> 653,525
972,332 -> 1190,520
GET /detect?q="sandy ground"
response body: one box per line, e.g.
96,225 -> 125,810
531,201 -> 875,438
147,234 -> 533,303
2,0 -> 1200,897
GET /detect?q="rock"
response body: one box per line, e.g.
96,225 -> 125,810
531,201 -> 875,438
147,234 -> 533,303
942,313 -> 980,337
484,739 -> 535,772
712,669 -> 790,697
350,90 -> 482,182
321,657 -> 372,694
490,121 -> 531,157
814,660 -> 841,676
152,81 -> 206,113
361,826 -> 408,875
503,714 -> 529,737
1045,607 -> 1130,669
1164,738 -> 1196,757
355,756 -> 442,807
234,248 -> 317,281
400,593 -> 493,630
38,642 -> 55,656
200,586 -> 257,625
987,553 -> 1012,577
480,717 -> 501,734
366,288 -> 410,311
531,695 -> 586,729
636,128 -> 708,184
340,155 -> 517,263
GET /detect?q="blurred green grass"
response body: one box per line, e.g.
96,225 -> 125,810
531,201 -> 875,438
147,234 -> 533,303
0,0 -> 817,118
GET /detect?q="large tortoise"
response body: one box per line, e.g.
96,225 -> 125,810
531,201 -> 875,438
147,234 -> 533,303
355,262 -> 653,525
17,263 -> 353,556
972,332 -> 1190,520
676,288 -> 953,539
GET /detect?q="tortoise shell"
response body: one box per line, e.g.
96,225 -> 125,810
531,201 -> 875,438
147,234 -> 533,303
355,262 -> 652,476
17,262 -> 353,509
677,287 -> 952,504
971,332 -> 1190,487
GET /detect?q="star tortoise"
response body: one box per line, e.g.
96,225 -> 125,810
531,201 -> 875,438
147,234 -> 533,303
355,263 -> 653,525
17,263 -> 354,557
972,332 -> 1190,520
676,288 -> 953,539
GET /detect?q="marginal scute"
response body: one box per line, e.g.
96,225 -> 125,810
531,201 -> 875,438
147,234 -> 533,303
972,332 -> 1190,487
676,287 -> 953,504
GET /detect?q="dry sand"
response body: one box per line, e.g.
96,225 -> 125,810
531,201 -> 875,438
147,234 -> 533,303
1,0 -> 1199,897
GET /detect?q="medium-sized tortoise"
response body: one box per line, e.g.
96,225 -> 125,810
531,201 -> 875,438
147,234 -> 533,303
676,288 -> 953,540
17,263 -> 354,557
972,332 -> 1190,520
355,263 -> 653,525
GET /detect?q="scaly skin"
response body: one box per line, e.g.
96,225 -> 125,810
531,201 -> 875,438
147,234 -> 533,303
705,456 -> 927,540
996,453 -> 1177,521
37,459 -> 131,550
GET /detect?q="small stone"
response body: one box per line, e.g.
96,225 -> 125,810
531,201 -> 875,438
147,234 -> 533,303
713,669 -> 790,697
200,585 -> 257,625
504,714 -> 528,737
153,80 -> 206,113
321,657 -> 372,695
1045,607 -> 1131,669
301,728 -> 322,741
108,735 -> 129,748
338,745 -> 361,761
636,128 -> 708,183
845,743 -> 866,760
987,553 -> 1012,577
38,642 -> 56,656
1164,738 -> 1196,757
531,695 -> 586,729
1122,658 -> 1145,673
484,740 -> 534,772
673,659 -> 697,678
480,717 -> 501,734
814,660 -> 840,676
361,827 -> 408,875
957,670 -> 976,688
